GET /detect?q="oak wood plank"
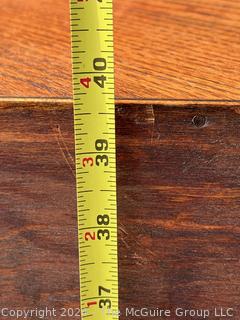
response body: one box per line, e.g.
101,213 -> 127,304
1,102 -> 240,315
1,0 -> 240,101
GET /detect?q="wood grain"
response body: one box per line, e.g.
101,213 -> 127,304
1,102 -> 240,316
1,0 -> 240,101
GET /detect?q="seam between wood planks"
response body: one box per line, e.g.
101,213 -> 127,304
0,97 -> 240,107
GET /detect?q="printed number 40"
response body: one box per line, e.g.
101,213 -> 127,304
80,57 -> 107,88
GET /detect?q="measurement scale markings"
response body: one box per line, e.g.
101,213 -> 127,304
76,152 -> 115,156
70,1 -> 118,319
97,29 -> 113,32
74,71 -> 114,75
79,226 -> 116,231
82,296 -> 117,302
81,263 -> 95,267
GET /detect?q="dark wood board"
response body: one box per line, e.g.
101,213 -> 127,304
1,0 -> 240,101
1,102 -> 240,318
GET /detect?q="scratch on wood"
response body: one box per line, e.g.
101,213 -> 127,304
52,124 -> 75,178
119,224 -> 130,249
119,223 -> 157,260
149,105 -> 155,145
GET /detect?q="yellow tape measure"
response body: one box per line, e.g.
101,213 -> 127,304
70,1 -> 118,320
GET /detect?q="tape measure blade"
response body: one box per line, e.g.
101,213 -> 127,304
70,1 -> 118,320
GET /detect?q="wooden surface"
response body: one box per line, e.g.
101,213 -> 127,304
1,0 -> 240,101
1,102 -> 240,316
1,0 -> 240,316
